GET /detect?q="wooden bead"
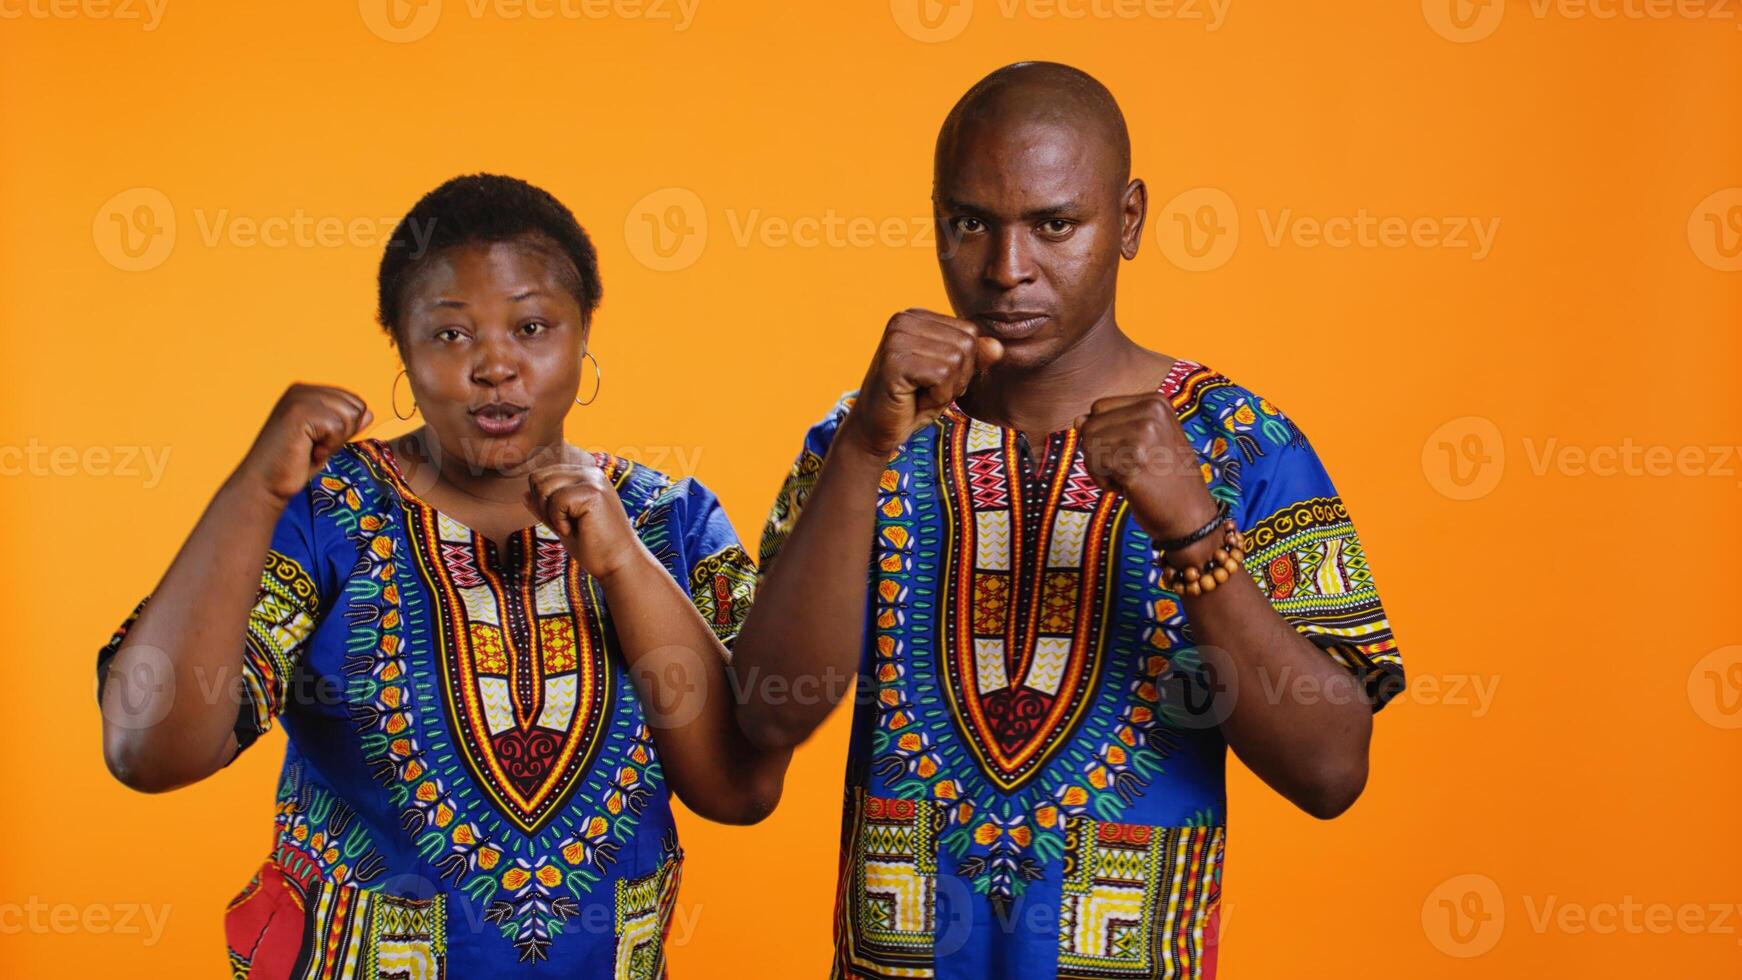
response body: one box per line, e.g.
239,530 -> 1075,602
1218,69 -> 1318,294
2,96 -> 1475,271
1185,580 -> 1202,596
1221,557 -> 1238,574
1198,574 -> 1217,592
1212,566 -> 1230,583
1231,548 -> 1245,563
1183,566 -> 1201,582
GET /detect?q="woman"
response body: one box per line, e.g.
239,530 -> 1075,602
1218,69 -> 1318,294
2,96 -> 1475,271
96,174 -> 789,976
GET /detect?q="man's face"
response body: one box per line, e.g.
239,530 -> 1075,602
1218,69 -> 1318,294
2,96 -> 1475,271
933,116 -> 1135,372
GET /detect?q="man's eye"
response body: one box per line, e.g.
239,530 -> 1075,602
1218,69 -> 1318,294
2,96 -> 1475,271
1042,219 -> 1074,236
953,217 -> 986,234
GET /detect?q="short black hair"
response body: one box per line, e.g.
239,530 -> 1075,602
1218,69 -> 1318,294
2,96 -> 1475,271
376,173 -> 602,336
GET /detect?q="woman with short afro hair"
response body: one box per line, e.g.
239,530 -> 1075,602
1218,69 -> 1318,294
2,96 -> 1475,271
97,173 -> 789,975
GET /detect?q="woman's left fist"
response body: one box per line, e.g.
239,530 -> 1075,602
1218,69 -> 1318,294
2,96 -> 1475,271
525,450 -> 641,581
1075,392 -> 1219,541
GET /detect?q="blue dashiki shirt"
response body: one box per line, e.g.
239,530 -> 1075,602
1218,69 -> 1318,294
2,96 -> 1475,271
759,359 -> 1404,980
96,439 -> 757,978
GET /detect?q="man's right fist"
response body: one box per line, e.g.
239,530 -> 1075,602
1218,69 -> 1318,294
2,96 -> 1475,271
237,383 -> 373,502
841,309 -> 1003,458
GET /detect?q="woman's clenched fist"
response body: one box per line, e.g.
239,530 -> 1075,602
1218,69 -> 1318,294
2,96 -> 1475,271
524,450 -> 642,581
237,384 -> 373,503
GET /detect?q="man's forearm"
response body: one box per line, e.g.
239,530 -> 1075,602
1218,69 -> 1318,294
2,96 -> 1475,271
1183,569 -> 1374,819
731,435 -> 890,749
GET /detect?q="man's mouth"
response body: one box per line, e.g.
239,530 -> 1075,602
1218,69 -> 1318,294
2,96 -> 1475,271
975,311 -> 1051,341
470,402 -> 529,437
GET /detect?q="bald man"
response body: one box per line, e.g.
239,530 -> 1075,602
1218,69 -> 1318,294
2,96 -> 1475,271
730,63 -> 1403,979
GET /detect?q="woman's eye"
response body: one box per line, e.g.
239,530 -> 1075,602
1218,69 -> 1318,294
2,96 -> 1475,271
436,328 -> 463,342
520,321 -> 548,336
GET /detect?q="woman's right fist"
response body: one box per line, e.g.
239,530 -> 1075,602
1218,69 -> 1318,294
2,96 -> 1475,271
841,309 -> 1003,458
237,384 -> 373,503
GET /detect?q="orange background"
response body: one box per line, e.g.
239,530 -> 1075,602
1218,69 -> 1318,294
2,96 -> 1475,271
4,1 -> 1740,976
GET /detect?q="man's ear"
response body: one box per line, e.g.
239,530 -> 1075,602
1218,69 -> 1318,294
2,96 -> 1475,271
1121,178 -> 1148,260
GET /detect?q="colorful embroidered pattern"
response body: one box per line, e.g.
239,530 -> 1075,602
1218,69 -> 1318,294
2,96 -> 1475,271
1057,819 -> 1224,979
764,361 -> 1401,979
403,504 -> 613,836
937,420 -> 1123,793
612,841 -> 683,980
836,791 -> 943,979
103,437 -> 751,975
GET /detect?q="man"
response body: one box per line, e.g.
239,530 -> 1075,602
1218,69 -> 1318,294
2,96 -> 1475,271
730,62 -> 1403,979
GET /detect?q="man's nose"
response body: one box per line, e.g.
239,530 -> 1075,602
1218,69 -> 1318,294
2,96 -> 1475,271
984,227 -> 1035,290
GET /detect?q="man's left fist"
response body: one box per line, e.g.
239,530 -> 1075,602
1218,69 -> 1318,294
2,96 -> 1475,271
1075,392 -> 1220,541
525,450 -> 642,581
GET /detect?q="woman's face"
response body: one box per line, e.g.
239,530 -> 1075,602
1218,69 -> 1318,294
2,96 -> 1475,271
396,236 -> 587,474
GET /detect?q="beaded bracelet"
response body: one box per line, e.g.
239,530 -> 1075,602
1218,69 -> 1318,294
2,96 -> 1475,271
1157,519 -> 1246,597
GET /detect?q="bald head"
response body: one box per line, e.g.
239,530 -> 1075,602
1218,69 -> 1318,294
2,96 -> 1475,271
928,62 -> 1145,374
934,62 -> 1131,194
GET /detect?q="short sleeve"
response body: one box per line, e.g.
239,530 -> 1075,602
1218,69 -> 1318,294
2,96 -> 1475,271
633,477 -> 758,650
758,393 -> 854,572
95,485 -> 328,759
1232,406 -> 1405,711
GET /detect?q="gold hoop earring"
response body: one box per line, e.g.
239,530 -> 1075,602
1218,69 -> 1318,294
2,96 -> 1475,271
575,350 -> 603,407
392,369 -> 418,421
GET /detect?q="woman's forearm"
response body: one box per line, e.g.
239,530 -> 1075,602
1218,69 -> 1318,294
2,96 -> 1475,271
100,472 -> 286,792
598,547 -> 790,825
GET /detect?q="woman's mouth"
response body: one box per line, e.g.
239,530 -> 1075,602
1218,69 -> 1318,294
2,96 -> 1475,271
976,312 -> 1050,341
470,403 -> 528,437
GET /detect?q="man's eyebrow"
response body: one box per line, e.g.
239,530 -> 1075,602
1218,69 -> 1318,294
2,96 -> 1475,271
937,198 -> 1085,220
1023,201 -> 1084,220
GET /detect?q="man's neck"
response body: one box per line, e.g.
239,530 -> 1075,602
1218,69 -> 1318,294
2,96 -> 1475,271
956,315 -> 1174,439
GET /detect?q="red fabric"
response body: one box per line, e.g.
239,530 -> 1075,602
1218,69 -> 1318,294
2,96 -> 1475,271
224,862 -> 306,980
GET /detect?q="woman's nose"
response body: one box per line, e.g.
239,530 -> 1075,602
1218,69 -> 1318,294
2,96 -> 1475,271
470,338 -> 519,386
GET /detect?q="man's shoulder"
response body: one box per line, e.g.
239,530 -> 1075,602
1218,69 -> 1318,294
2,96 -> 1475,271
1165,357 -> 1294,427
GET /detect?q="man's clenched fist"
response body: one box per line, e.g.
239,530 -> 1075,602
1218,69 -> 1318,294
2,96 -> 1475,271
1075,391 -> 1220,542
840,309 -> 1004,458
